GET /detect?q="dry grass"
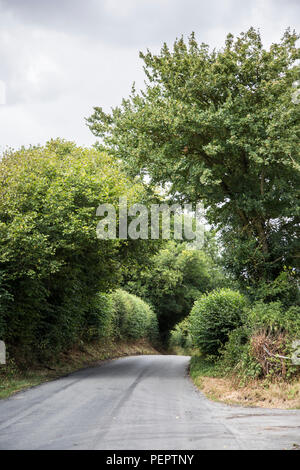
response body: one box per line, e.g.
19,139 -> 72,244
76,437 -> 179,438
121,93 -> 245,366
0,338 -> 158,399
190,354 -> 300,409
193,375 -> 300,409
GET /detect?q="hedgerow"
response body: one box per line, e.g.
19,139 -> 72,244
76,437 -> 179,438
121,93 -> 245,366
169,317 -> 193,351
111,289 -> 159,342
0,139 -> 157,365
215,301 -> 300,381
189,289 -> 247,355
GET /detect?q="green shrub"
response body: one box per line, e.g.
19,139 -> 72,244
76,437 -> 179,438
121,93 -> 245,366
248,301 -> 300,336
220,326 -> 250,369
111,289 -> 159,341
189,288 -> 247,355
243,302 -> 300,380
0,271 -> 12,339
252,270 -> 300,307
147,310 -> 160,343
110,289 -> 131,339
189,354 -> 222,379
220,302 -> 300,381
220,326 -> 262,380
123,295 -> 152,340
84,293 -> 116,341
169,317 -> 193,350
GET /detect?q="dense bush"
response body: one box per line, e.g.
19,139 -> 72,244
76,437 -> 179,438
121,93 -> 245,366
248,270 -> 300,308
0,271 -> 12,339
84,293 -> 116,341
189,288 -> 247,355
220,301 -> 300,381
247,301 -> 300,336
220,326 -> 251,369
169,318 -> 193,351
220,326 -> 262,380
246,302 -> 300,380
111,289 -> 159,341
0,139 -> 154,364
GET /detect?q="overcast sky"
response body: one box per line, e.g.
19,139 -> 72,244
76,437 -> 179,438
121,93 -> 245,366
0,0 -> 299,152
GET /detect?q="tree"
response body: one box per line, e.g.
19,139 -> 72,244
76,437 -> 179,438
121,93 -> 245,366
0,139 -> 157,362
125,240 -> 224,335
88,28 -> 300,286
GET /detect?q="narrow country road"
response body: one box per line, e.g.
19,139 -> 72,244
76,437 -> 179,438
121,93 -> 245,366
0,355 -> 299,450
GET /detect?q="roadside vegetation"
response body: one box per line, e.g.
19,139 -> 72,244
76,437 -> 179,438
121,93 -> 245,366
171,281 -> 300,407
0,140 -> 161,395
89,27 -> 300,407
124,238 -> 227,337
1,28 -> 299,405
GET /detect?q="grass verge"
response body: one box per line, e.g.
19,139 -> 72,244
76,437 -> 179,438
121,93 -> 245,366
190,354 -> 300,409
0,339 -> 158,400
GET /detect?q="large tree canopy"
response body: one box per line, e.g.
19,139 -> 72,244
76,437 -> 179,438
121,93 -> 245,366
0,139 -> 159,361
88,28 -> 300,285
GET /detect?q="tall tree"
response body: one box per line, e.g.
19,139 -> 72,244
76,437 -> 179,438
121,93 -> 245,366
125,240 -> 224,335
0,139 -> 159,361
88,28 -> 300,285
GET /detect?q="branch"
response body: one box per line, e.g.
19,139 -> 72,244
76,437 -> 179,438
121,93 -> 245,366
263,345 -> 290,361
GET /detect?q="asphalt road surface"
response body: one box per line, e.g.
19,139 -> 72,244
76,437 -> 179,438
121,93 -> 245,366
0,355 -> 299,450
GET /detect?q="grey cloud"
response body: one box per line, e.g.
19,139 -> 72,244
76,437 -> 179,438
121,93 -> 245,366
0,0 -> 274,48
0,0 -> 299,151
0,0 -> 256,106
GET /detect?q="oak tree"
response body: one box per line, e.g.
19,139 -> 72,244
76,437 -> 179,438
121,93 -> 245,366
88,28 -> 300,285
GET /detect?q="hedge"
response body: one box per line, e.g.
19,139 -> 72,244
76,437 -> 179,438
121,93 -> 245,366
189,288 -> 247,355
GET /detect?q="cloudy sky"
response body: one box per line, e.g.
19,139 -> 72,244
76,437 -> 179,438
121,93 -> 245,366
0,0 -> 299,152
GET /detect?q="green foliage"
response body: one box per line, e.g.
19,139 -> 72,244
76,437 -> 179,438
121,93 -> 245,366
219,301 -> 300,381
189,288 -> 247,355
88,28 -> 300,286
248,301 -> 300,336
189,354 -> 222,379
250,269 -> 300,307
0,139 -> 155,363
169,317 -> 193,350
84,293 -> 116,341
111,289 -> 159,341
0,271 -> 12,339
125,240 -> 225,335
220,326 -> 251,368
220,326 -> 262,380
